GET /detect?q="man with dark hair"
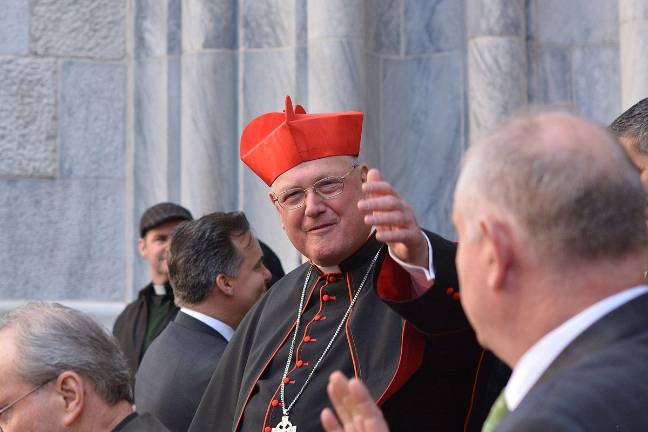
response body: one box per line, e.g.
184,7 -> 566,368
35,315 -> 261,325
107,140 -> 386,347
610,98 -> 648,222
321,112 -> 648,431
0,302 -> 169,432
113,202 -> 194,372
135,211 -> 272,432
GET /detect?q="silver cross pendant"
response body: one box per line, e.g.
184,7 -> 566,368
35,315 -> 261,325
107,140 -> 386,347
272,415 -> 297,432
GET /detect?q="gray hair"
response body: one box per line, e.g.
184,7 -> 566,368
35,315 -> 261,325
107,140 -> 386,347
456,111 -> 647,265
168,211 -> 251,305
0,302 -> 132,404
609,98 -> 648,153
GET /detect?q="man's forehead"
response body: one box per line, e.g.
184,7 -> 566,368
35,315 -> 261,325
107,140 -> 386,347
271,156 -> 354,188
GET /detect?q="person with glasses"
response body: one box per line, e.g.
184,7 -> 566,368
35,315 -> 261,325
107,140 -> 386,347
189,96 -> 507,432
0,302 -> 169,432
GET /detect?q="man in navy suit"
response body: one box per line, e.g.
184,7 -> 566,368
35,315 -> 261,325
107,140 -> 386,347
135,211 -> 271,432
322,112 -> 648,432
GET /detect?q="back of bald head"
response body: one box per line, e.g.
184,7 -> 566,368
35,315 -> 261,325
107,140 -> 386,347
456,111 -> 647,267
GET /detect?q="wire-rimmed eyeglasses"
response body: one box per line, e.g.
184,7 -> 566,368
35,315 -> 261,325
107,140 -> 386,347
271,164 -> 359,211
0,379 -> 52,432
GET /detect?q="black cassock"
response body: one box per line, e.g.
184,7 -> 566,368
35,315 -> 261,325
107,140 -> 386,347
189,232 -> 508,432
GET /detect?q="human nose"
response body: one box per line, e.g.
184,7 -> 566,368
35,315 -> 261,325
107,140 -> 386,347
303,188 -> 326,217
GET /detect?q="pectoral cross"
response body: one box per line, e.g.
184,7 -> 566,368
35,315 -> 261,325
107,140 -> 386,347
272,415 -> 297,432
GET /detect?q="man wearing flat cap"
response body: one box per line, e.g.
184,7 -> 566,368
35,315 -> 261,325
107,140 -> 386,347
113,202 -> 194,372
189,97 -> 507,432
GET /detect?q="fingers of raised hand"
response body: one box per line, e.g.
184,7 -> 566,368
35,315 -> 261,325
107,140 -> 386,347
362,179 -> 395,196
358,195 -> 403,213
321,408 -> 345,432
327,372 -> 354,425
364,210 -> 414,228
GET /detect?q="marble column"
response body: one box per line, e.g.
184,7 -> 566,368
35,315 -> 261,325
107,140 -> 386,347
180,0 -> 238,216
619,0 -> 648,110
307,0 -> 365,112
467,0 -> 527,140
132,0 -> 183,290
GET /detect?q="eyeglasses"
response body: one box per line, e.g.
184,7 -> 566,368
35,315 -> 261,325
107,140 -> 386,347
0,379 -> 51,431
271,164 -> 359,211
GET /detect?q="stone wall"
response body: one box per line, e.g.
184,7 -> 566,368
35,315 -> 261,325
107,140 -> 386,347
0,0 -> 645,326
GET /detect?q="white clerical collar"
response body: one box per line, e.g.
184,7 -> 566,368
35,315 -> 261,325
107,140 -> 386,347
179,307 -> 235,342
152,284 -> 167,295
505,285 -> 648,411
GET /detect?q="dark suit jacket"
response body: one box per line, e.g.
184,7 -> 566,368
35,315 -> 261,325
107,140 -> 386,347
112,412 -> 170,431
135,311 -> 228,432
498,291 -> 648,431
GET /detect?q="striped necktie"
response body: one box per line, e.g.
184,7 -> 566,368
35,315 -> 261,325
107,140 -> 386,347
481,391 -> 510,432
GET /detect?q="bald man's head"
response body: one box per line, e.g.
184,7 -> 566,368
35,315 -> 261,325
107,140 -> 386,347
455,111 -> 647,267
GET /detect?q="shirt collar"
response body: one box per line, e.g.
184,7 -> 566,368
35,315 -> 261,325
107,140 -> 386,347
505,284 -> 648,411
179,307 -> 235,342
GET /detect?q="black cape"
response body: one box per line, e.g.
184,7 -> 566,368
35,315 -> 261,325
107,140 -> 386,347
189,232 -> 507,432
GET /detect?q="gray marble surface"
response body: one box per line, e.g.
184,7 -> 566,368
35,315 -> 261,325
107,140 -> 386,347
0,58 -> 58,178
243,49 -> 304,121
0,0 -> 29,55
467,0 -> 525,38
308,0 -> 364,40
309,39 -> 365,112
134,59 -> 172,206
533,0 -> 618,45
181,51 -> 238,216
527,45 -> 572,105
366,0 -> 400,55
469,37 -> 527,139
382,53 -> 464,238
60,62 -> 125,179
135,0 -> 167,58
244,0 -> 295,49
31,0 -> 126,59
0,179 -> 124,300
182,0 -> 236,52
620,0 -> 648,21
620,19 -> 648,110
405,0 -> 464,54
572,46 -> 620,125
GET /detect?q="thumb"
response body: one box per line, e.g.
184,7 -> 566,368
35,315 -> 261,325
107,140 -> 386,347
366,168 -> 383,183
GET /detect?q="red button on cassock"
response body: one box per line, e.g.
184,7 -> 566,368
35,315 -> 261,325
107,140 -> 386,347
271,399 -> 280,407
283,377 -> 290,384
296,360 -> 304,367
314,314 -> 321,321
303,335 -> 311,342
265,427 -> 272,432
322,294 -> 330,301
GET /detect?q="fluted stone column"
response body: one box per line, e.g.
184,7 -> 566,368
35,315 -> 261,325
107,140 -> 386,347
181,0 -> 238,217
132,0 -> 183,290
619,0 -> 648,109
239,0 -> 304,270
307,0 -> 365,112
467,0 -> 527,140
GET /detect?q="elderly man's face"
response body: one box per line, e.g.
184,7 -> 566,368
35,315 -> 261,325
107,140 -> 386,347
619,136 -> 648,223
271,156 -> 371,267
0,329 -> 64,432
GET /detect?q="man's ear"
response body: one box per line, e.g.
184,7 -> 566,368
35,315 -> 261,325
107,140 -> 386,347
359,164 -> 368,183
137,238 -> 146,257
55,371 -> 85,426
215,273 -> 234,297
268,192 -> 285,229
480,218 -> 514,293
